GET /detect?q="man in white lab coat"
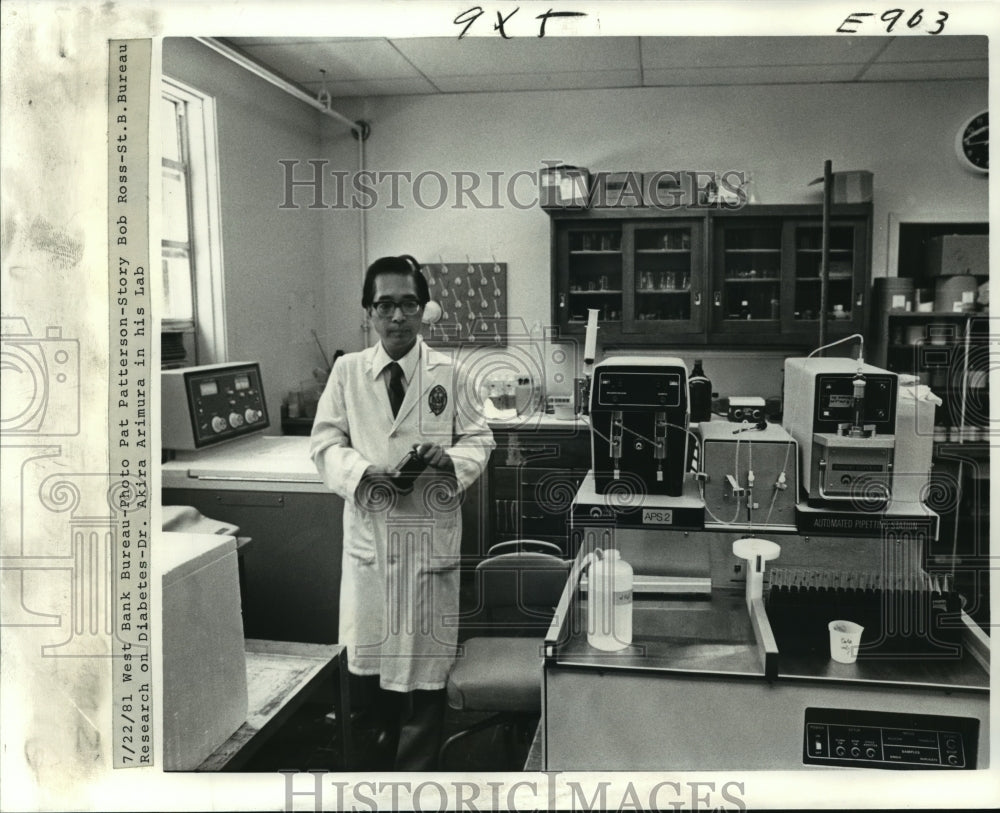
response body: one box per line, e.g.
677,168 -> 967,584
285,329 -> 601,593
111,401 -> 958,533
310,255 -> 495,770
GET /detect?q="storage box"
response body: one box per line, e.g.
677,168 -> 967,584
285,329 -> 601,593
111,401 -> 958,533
809,170 -> 873,203
539,165 -> 590,209
925,234 -> 989,277
642,171 -> 685,207
892,381 -> 940,504
590,171 -> 644,208
162,532 -> 248,770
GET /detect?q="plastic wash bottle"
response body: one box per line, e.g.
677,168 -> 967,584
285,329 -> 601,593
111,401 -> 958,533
587,548 -> 633,651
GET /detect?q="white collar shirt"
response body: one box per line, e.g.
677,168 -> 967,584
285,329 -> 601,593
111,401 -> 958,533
371,334 -> 422,394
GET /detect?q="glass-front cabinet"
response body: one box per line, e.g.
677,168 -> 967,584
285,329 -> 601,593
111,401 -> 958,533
788,220 -> 866,328
559,227 -> 625,330
554,217 -> 705,338
627,221 -> 704,335
710,213 -> 869,340
714,220 -> 783,332
552,205 -> 871,346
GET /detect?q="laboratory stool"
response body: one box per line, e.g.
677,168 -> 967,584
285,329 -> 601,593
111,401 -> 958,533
440,541 -> 569,769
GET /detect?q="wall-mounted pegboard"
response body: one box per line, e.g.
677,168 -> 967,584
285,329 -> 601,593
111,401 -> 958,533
423,261 -> 508,346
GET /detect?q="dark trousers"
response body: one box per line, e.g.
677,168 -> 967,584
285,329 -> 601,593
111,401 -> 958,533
358,675 -> 447,771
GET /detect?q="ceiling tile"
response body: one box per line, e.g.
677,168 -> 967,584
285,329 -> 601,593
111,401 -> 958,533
212,35 -> 989,97
860,60 -> 989,81
301,76 -> 440,97
640,36 -> 889,69
878,35 -> 987,62
643,63 -> 862,86
236,39 -> 421,83
226,37 -> 376,47
434,69 -> 642,93
394,36 -> 641,76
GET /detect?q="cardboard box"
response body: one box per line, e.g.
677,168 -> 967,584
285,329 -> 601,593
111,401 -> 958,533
590,171 -> 644,208
162,532 -> 248,770
810,170 -> 873,203
642,171 -> 686,207
539,165 -> 590,209
925,234 -> 989,277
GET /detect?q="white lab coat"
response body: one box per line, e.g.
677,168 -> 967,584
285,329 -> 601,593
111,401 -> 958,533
310,337 -> 494,691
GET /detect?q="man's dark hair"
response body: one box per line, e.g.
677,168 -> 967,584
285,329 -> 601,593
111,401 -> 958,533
361,255 -> 430,309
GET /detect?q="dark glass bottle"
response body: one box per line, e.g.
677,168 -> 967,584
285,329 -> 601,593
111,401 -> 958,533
689,359 -> 712,423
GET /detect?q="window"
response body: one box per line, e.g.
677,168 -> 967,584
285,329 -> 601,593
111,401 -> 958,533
160,77 -> 226,366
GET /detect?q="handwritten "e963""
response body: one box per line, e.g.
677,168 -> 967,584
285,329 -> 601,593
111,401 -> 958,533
838,9 -> 949,34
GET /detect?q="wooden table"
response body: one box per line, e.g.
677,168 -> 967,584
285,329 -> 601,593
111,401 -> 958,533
197,639 -> 351,771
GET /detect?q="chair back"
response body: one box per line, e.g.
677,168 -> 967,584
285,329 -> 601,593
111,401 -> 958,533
476,551 -> 570,635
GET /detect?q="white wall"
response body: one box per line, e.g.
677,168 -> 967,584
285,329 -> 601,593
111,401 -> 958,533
163,39 -> 343,426
158,45 -> 988,406
319,79 -> 988,399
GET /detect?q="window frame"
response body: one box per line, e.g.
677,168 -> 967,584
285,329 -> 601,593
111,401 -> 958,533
160,75 -> 227,364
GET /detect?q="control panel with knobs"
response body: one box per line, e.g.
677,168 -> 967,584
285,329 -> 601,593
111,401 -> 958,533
803,708 -> 977,769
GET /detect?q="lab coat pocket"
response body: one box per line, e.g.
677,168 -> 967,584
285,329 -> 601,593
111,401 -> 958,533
418,477 -> 463,570
343,505 -> 377,564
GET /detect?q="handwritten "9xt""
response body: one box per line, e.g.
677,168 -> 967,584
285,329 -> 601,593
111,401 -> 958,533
455,6 -> 587,38
838,9 -> 949,34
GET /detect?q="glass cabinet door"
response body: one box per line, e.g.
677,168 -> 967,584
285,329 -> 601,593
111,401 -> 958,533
713,221 -> 783,333
560,226 -> 624,329
625,221 -> 703,334
788,221 -> 865,329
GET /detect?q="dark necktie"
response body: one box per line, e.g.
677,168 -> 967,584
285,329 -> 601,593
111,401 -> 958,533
387,362 -> 405,418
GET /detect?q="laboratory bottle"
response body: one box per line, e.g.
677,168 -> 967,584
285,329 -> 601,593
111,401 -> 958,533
688,359 -> 712,423
503,379 -> 516,410
587,548 -> 633,651
487,381 -> 500,411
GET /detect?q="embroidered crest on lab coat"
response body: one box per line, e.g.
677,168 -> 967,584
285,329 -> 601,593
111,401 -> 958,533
428,384 -> 448,415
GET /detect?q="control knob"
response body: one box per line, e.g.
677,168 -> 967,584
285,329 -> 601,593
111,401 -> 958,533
211,416 -> 227,433
244,408 -> 262,424
229,412 -> 245,429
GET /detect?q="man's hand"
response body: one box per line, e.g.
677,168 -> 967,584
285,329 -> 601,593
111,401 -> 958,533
355,464 -> 399,508
412,442 -> 455,474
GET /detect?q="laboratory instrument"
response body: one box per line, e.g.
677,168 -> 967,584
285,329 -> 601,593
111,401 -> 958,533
697,421 -> 798,531
589,356 -> 689,497
782,356 -> 897,506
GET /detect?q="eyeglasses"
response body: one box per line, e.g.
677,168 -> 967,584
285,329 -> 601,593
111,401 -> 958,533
372,299 -> 422,318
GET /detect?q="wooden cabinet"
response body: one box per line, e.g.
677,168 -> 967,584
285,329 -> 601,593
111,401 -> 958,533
162,488 -> 343,645
486,424 -> 591,555
712,214 -> 869,340
551,204 -> 872,347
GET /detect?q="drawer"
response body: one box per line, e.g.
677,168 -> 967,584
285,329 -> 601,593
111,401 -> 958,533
519,500 -> 574,537
491,498 -> 574,540
519,469 -> 587,510
491,466 -> 588,502
492,434 -> 591,469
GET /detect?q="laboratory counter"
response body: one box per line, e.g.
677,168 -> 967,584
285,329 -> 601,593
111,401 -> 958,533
539,540 -> 989,771
552,589 -> 988,690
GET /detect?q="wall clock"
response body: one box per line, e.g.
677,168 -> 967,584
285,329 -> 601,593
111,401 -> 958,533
955,109 -> 988,174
